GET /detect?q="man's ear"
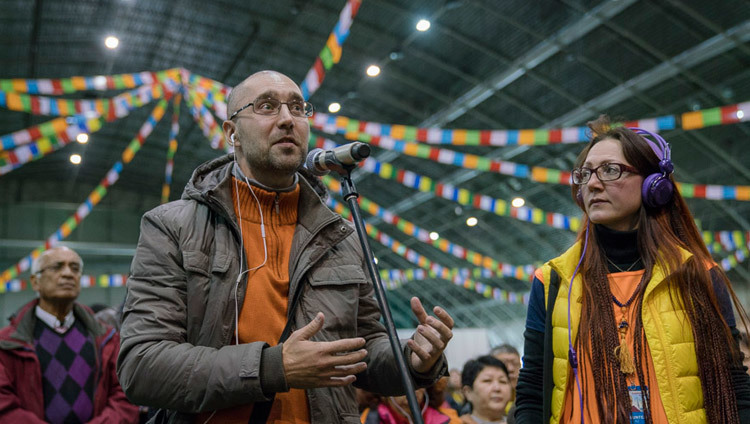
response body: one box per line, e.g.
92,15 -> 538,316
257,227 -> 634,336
222,120 -> 235,146
30,274 -> 40,293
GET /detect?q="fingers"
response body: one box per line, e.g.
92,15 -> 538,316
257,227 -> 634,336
410,297 -> 428,324
323,375 -> 358,387
323,337 -> 366,355
407,338 -> 432,362
290,312 -> 325,341
433,306 -> 455,330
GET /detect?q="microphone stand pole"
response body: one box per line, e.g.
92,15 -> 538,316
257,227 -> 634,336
338,165 -> 425,424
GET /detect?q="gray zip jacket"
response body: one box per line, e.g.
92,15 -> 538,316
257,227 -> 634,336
117,154 -> 446,423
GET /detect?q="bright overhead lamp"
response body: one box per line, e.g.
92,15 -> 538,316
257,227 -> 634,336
429,232 -> 439,241
76,133 -> 89,144
328,102 -> 341,113
69,154 -> 82,165
466,217 -> 478,227
511,197 -> 525,208
104,36 -> 120,49
366,65 -> 381,77
416,19 -> 431,32
738,110 -> 745,119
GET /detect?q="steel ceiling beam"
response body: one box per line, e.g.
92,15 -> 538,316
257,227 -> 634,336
547,20 -> 750,128
419,0 -> 639,127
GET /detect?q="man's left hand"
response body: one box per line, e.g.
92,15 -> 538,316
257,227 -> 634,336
406,297 -> 454,374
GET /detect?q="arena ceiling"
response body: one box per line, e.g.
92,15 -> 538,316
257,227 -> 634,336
1,0 -> 749,343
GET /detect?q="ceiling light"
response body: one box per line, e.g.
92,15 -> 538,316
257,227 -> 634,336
511,197 -> 525,208
737,110 -> 744,119
70,154 -> 82,165
328,102 -> 341,113
366,65 -> 381,77
416,19 -> 431,32
76,133 -> 89,144
429,232 -> 439,241
104,36 -> 120,49
466,217 -> 478,227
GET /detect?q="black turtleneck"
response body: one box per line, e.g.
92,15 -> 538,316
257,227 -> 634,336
594,224 -> 644,273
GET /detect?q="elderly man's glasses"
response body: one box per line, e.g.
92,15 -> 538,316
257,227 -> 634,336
229,98 -> 314,120
572,163 -> 639,185
36,261 -> 82,275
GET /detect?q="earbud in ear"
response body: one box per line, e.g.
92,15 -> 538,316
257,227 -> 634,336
231,134 -> 236,143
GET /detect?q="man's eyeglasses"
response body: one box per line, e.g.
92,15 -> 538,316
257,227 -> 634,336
572,163 -> 639,185
229,98 -> 314,120
36,261 -> 82,275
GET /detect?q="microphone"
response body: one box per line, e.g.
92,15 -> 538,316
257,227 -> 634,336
305,142 -> 371,176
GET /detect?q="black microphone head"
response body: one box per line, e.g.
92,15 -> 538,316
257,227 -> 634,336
304,148 -> 329,176
351,142 -> 371,160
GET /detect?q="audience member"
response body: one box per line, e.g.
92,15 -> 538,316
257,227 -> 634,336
0,246 -> 138,423
460,355 -> 512,424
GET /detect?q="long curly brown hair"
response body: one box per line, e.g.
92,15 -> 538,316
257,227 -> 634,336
568,115 -> 746,423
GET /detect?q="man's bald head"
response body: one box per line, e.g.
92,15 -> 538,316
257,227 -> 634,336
31,246 -> 83,275
226,71 -> 301,117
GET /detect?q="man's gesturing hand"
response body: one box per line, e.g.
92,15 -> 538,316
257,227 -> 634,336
282,312 -> 368,389
407,297 -> 454,374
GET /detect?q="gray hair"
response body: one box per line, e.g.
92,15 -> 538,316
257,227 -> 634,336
490,343 -> 519,357
30,246 -> 84,275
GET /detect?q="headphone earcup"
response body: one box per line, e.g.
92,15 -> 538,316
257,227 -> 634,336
641,173 -> 674,209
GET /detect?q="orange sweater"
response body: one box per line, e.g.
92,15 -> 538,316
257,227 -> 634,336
205,177 -> 309,423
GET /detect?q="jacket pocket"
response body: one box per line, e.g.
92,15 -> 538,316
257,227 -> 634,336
303,263 -> 366,339
182,249 -> 233,344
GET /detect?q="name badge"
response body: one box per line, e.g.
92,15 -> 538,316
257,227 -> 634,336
628,384 -> 649,424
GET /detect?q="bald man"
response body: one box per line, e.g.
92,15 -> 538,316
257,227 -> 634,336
118,71 -> 453,423
0,247 -> 138,423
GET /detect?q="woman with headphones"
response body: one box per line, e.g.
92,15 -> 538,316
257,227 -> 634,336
513,116 -> 750,423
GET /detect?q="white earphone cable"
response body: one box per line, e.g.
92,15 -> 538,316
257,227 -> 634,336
232,150 -> 268,346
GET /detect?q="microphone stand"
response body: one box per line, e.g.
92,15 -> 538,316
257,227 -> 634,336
337,164 -> 425,424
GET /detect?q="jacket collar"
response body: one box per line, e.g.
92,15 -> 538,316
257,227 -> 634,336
184,154 -> 347,238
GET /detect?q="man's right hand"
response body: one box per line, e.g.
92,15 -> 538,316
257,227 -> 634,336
282,312 -> 368,388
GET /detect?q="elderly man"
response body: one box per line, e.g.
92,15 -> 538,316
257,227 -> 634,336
0,246 -> 138,423
118,70 -> 454,423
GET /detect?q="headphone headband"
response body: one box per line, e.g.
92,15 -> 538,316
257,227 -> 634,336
629,127 -> 671,165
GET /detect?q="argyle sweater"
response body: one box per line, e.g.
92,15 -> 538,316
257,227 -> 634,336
33,318 -> 96,424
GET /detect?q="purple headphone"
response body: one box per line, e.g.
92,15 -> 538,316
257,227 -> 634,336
631,127 -> 674,209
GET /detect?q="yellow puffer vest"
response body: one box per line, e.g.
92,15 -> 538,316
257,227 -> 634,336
539,242 -> 706,424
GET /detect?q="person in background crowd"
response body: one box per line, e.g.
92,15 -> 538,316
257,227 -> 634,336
445,368 -> 465,412
0,246 -> 138,423
459,355 -> 512,424
118,70 -> 454,423
514,116 -> 750,423
739,330 -> 750,376
490,344 -> 520,420
90,303 -> 121,331
360,385 -> 462,424
357,388 -> 382,413
489,344 -> 520,389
